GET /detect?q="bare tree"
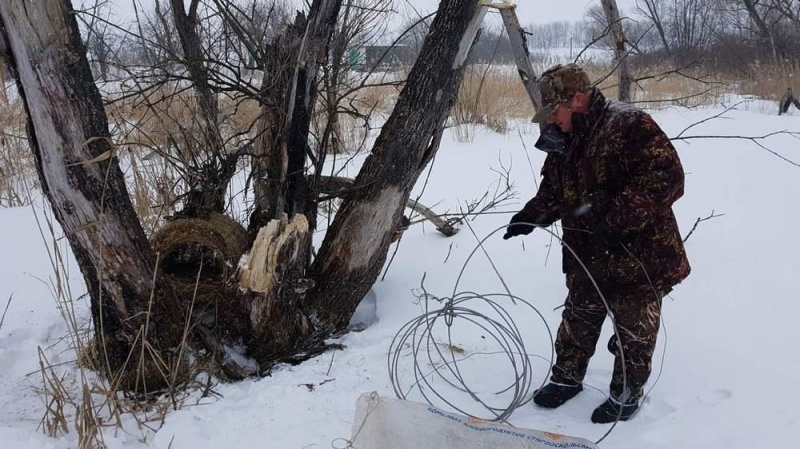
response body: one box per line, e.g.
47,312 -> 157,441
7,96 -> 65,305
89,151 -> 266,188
740,0 -> 779,60
245,0 -> 345,236
770,0 -> 800,26
0,1 -> 184,392
636,0 -> 673,55
302,0 -> 486,331
669,0 -> 721,54
1,0 -> 487,389
79,0 -> 117,81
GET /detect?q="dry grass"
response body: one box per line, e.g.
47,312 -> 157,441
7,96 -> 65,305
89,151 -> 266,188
738,59 -> 800,102
449,61 -> 731,141
622,65 -> 725,109
351,83 -> 400,115
31,207 -> 118,449
29,206 -> 215,448
0,90 -> 38,207
103,84 -> 261,232
0,60 -> 783,219
453,65 -> 534,132
311,104 -> 374,156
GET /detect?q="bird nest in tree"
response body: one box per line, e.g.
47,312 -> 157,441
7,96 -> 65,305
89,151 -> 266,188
151,213 -> 248,306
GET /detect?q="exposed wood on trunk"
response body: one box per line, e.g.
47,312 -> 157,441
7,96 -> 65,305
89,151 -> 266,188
600,0 -> 632,102
316,176 -> 458,236
234,214 -> 314,364
304,0 -> 483,331
0,1 -> 183,392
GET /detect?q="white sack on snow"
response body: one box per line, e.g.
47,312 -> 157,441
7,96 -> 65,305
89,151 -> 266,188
349,392 -> 598,449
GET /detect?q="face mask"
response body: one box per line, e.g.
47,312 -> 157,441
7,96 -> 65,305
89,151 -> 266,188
534,124 -> 570,154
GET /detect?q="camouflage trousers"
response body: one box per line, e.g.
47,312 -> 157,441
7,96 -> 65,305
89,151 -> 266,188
550,278 -> 664,402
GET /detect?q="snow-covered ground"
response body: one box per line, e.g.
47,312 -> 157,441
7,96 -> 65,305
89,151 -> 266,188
1,101 -> 799,448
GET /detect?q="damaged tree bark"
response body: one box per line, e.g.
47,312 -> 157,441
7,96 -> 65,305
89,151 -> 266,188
235,215 -> 314,364
228,0 -> 483,366
303,0 -> 483,331
249,14 -> 305,235
316,176 -> 458,236
249,0 -> 343,236
0,1 -> 183,392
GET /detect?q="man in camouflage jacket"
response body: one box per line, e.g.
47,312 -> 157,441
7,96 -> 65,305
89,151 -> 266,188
504,64 -> 690,423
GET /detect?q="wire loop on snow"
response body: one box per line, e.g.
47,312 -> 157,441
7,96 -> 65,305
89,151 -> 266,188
387,288 -> 551,422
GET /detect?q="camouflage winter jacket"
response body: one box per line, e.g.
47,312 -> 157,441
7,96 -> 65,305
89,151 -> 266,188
523,89 -> 690,290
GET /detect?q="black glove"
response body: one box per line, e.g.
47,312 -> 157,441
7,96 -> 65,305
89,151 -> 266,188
503,211 -> 538,240
592,225 -> 626,252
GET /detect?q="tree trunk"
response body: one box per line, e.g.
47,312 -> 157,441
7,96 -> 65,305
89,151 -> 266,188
304,0 -> 483,332
249,13 -> 305,236
284,0 -> 344,224
249,0 -> 343,236
234,214 -> 314,364
601,0 -> 632,102
639,0 -> 671,56
170,0 -> 233,217
0,1 -> 183,392
226,0 -> 483,368
741,0 -> 779,62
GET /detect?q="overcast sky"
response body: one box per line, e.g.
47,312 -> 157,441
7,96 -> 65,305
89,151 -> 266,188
395,0 -> 639,24
106,0 -> 640,32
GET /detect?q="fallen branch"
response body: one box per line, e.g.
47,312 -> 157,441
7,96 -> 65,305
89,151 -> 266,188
315,175 -> 458,237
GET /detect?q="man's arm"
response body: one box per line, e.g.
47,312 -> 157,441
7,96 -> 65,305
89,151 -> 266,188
603,113 -> 685,234
520,153 -> 562,226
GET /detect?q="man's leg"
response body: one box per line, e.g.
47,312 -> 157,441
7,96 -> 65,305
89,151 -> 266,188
533,282 -> 606,408
606,292 -> 662,403
551,282 -> 607,386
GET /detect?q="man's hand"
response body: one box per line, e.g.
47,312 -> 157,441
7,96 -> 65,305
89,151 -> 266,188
503,211 -> 538,240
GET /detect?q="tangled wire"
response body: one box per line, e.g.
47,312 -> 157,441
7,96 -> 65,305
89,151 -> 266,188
387,221 -> 668,444
388,287 -> 553,422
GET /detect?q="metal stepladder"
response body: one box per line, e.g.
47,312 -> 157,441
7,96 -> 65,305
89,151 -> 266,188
456,1 -> 543,115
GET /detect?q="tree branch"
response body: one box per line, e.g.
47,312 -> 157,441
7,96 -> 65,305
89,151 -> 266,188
683,210 -> 724,243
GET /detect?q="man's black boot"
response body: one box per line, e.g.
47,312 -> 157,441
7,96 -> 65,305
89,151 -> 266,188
532,382 -> 583,408
591,397 -> 640,423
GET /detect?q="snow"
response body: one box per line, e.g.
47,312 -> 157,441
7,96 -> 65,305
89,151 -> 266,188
1,102 -> 799,448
